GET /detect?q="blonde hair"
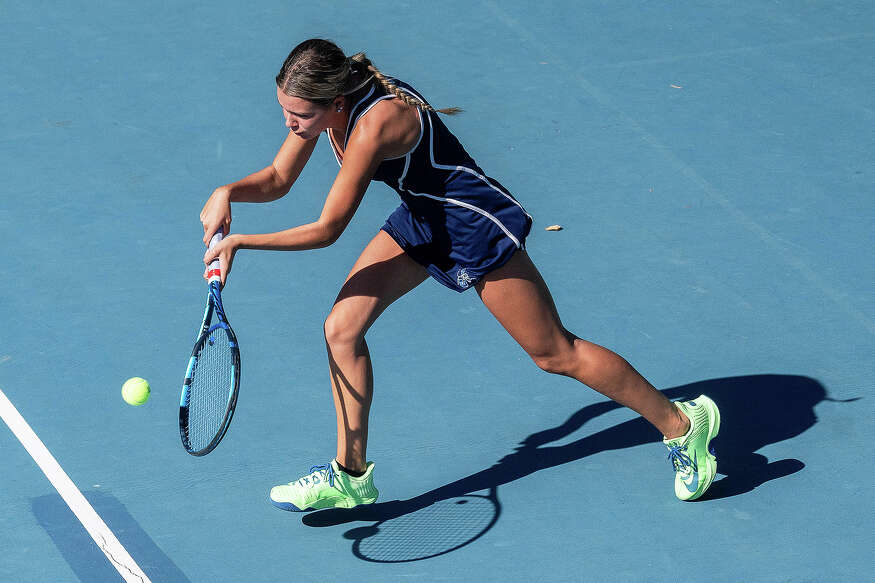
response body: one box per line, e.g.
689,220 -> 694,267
276,39 -> 461,115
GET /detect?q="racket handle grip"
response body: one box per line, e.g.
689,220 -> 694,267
207,228 -> 224,283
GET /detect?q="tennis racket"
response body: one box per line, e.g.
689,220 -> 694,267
179,229 -> 241,456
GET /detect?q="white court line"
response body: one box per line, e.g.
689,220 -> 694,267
0,387 -> 152,583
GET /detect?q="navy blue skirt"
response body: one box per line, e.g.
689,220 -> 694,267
381,171 -> 533,292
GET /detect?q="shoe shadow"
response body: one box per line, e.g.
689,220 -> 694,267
303,374 -> 845,561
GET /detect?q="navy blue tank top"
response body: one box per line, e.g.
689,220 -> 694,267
327,78 -> 532,248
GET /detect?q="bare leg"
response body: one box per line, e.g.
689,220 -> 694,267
476,250 -> 689,439
323,231 -> 428,472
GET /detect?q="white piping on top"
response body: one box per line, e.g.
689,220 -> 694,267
331,82 -> 531,249
422,110 -> 532,221
402,188 -> 523,248
345,85 -> 376,142
329,85 -> 425,171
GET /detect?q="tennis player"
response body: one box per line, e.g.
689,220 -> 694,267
200,39 -> 720,509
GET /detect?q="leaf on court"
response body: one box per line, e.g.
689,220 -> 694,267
670,84 -> 683,89
545,224 -> 563,231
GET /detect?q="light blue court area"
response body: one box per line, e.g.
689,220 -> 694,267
1,2 -> 872,581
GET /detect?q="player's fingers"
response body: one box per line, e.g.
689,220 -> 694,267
202,220 -> 228,246
217,256 -> 227,287
220,249 -> 234,288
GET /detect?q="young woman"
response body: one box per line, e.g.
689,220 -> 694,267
200,39 -> 720,510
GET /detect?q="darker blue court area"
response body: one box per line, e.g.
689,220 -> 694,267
31,491 -> 190,583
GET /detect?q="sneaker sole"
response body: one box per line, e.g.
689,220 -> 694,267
269,495 -> 378,512
685,395 -> 721,501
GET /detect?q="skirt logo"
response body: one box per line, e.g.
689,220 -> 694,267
456,268 -> 476,289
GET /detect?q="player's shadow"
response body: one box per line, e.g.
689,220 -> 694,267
304,374 -> 850,561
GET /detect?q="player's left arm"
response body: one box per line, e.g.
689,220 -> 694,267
232,120 -> 387,250
203,104 -> 409,281
311,101 -> 419,243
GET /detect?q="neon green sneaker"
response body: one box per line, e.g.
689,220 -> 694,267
269,460 -> 378,512
664,395 -> 720,501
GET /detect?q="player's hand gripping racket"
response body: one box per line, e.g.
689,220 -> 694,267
179,229 -> 241,456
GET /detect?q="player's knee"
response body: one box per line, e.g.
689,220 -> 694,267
323,308 -> 363,348
530,347 -> 576,376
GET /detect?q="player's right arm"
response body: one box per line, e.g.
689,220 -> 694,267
200,131 -> 319,244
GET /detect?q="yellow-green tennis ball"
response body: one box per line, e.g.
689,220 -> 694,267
122,377 -> 151,406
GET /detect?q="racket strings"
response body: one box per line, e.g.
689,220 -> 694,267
187,328 -> 235,452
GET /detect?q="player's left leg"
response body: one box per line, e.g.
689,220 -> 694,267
476,249 -> 720,500
475,249 -> 686,437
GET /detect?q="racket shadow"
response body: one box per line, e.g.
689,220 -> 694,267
303,374 -> 841,561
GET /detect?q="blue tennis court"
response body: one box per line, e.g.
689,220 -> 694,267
2,2 -> 872,581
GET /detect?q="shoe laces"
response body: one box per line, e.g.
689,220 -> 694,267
296,464 -> 336,488
666,444 -> 694,472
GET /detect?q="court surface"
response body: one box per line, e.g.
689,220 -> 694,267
1,2 -> 872,581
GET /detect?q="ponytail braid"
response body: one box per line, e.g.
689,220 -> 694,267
348,52 -> 462,116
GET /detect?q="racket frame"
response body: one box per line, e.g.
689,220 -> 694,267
179,230 -> 241,456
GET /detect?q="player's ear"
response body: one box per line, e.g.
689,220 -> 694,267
333,96 -> 345,113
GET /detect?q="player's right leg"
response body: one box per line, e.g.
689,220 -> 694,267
323,229 -> 428,474
270,230 -> 428,511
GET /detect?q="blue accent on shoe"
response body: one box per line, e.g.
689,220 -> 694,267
668,445 -> 701,493
667,444 -> 696,472
308,464 -> 336,487
268,496 -> 313,512
683,452 -> 700,493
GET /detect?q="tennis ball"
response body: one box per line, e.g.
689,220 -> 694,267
122,377 -> 151,406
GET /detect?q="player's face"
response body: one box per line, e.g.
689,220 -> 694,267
277,87 -> 340,140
